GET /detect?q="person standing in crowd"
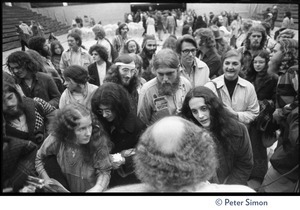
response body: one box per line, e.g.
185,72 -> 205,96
27,36 -> 63,88
30,20 -> 45,38
245,50 -> 278,190
119,39 -> 141,55
205,49 -> 259,127
15,25 -> 30,51
274,11 -> 294,40
60,32 -> 93,74
166,12 -> 176,35
195,28 -> 222,79
18,21 -> 32,44
128,53 -> 147,95
229,13 -> 241,49
104,54 -> 140,112
139,34 -> 157,81
268,39 -> 298,146
193,15 -> 207,32
235,19 -> 253,49
146,14 -> 156,37
36,103 -> 112,192
59,65 -> 98,110
155,11 -> 164,41
112,23 -> 129,54
6,51 -> 61,108
182,24 -> 193,36
260,22 -> 277,53
176,34 -> 210,87
181,86 -> 254,185
237,24 -> 267,78
91,83 -> 146,188
210,25 -> 231,57
48,33 -> 58,44
106,116 -> 255,192
92,24 -> 113,63
2,81 -> 57,192
137,48 -> 192,126
162,35 -> 177,52
88,44 -> 111,87
271,5 -> 278,30
50,40 -> 64,77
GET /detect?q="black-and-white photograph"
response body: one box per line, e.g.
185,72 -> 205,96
2,1 -> 298,199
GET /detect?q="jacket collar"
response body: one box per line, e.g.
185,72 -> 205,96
215,75 -> 248,89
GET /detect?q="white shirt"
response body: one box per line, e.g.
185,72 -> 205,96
96,62 -> 107,86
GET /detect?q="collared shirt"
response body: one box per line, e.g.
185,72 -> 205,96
60,47 -> 93,73
137,76 -> 192,126
179,57 -> 210,87
96,62 -> 107,86
205,75 -> 259,125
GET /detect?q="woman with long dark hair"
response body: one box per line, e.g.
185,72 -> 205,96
245,50 -> 278,189
181,86 -> 253,185
35,103 -> 112,192
91,82 -> 146,188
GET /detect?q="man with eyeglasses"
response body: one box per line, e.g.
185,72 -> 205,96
137,48 -> 192,126
176,34 -> 210,87
104,54 -> 140,113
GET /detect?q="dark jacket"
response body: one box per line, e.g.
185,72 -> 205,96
18,72 -> 61,108
106,112 -> 146,188
88,62 -> 111,86
270,107 -> 299,182
213,121 -> 254,185
199,48 -> 222,79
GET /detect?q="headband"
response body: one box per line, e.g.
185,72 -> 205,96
115,61 -> 135,68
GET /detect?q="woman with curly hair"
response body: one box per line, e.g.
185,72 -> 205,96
88,44 -> 112,86
91,82 -> 145,188
245,50 -> 278,189
35,103 -> 112,192
181,86 -> 254,186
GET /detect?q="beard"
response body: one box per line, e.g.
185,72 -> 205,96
117,72 -> 139,94
157,75 -> 180,96
144,48 -> 156,59
4,103 -> 24,121
250,42 -> 261,50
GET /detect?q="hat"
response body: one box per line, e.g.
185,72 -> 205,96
134,116 -> 218,191
210,25 -> 222,39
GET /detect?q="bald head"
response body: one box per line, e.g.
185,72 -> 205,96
152,116 -> 185,154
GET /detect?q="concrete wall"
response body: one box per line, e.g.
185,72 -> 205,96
29,3 -> 131,26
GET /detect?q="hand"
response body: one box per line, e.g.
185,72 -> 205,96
110,153 -> 125,169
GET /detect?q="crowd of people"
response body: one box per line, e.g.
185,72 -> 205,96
2,5 -> 298,193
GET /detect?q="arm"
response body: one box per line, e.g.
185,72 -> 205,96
236,85 -> 260,124
35,135 -> 60,182
59,52 -> 68,75
225,123 -> 254,185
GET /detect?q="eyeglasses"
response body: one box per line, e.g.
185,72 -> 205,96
119,68 -> 137,75
97,109 -> 112,115
181,49 -> 197,55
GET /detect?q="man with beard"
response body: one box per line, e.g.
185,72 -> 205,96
2,82 -> 56,191
6,51 -> 61,108
139,35 -> 157,81
104,54 -> 140,113
237,24 -> 267,78
27,36 -> 63,92
60,32 -> 93,74
112,23 -> 129,54
176,34 -> 210,87
137,48 -> 192,126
